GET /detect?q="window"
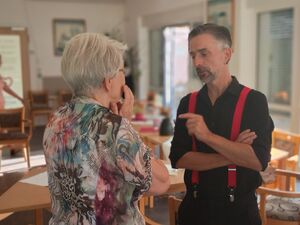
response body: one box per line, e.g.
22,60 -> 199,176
163,26 -> 190,118
257,8 -> 293,130
149,29 -> 164,94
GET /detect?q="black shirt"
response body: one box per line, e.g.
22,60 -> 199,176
169,77 -> 274,200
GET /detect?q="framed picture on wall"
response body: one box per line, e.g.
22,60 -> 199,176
207,0 -> 235,38
53,19 -> 86,56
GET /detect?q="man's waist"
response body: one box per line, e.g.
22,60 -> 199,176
186,187 -> 257,204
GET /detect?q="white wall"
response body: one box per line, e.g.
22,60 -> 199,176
1,0 -> 300,131
0,0 -> 125,91
125,0 -> 204,46
0,0 -> 28,27
124,0 -> 205,99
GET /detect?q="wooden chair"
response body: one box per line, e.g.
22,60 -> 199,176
144,216 -> 162,225
257,169 -> 300,225
57,90 -> 72,106
272,129 -> 300,159
138,195 -> 161,225
139,195 -> 154,216
287,154 -> 299,175
28,90 -> 52,128
168,195 -> 182,225
271,129 -> 300,190
0,107 -> 32,168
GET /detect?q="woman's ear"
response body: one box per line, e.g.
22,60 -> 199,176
103,77 -> 112,91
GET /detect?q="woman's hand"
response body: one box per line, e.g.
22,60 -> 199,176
110,85 -> 134,121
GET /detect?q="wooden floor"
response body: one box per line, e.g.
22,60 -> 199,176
0,126 -> 52,225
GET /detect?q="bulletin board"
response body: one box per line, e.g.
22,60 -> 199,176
0,27 -> 30,109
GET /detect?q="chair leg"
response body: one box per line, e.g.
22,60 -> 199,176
149,196 -> 154,208
31,114 -> 34,129
0,149 -> 2,172
23,144 -> 31,168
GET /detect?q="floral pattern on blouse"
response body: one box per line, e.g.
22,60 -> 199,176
43,97 -> 152,225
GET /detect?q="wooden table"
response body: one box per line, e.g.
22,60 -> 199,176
286,154 -> 298,170
139,166 -> 185,214
271,147 -> 289,168
268,147 -> 290,190
132,121 -> 158,136
271,147 -> 289,161
0,164 -> 184,225
0,166 -> 50,225
142,134 -> 172,160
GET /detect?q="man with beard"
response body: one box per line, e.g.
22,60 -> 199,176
169,23 -> 274,225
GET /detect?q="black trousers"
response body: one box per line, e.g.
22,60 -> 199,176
178,191 -> 261,225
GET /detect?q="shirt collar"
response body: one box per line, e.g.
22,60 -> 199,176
226,76 -> 241,96
198,76 -> 241,101
74,96 -> 109,110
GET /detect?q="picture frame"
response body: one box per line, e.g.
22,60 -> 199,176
53,19 -> 86,56
207,0 -> 235,38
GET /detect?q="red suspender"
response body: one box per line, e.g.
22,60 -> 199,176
188,86 -> 251,200
230,87 -> 251,141
227,86 -> 251,200
188,92 -> 199,185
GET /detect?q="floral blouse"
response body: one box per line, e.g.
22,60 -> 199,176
43,97 -> 152,225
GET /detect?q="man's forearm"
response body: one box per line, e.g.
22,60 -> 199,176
176,151 -> 231,171
205,133 -> 262,171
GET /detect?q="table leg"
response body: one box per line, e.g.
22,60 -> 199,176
139,197 -> 145,215
278,160 -> 287,190
35,208 -> 43,225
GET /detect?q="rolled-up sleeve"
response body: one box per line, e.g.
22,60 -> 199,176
243,91 -> 274,170
169,96 -> 193,168
115,119 -> 152,195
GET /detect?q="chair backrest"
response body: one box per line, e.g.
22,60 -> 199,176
28,90 -> 49,108
0,107 -> 25,132
272,129 -> 300,157
144,216 -> 162,225
58,90 -> 72,106
257,169 -> 300,225
168,195 -> 182,225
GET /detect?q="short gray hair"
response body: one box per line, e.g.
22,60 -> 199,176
188,23 -> 232,48
61,33 -> 127,96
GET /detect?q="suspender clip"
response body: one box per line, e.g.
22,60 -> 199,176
229,188 -> 235,202
193,184 -> 198,199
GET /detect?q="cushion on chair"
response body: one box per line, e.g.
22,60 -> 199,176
266,195 -> 300,221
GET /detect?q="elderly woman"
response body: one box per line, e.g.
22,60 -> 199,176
43,33 -> 170,225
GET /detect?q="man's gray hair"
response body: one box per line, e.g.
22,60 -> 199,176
188,23 -> 232,48
61,33 -> 127,96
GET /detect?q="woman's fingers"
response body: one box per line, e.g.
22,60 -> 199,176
123,85 -> 134,106
119,85 -> 134,121
110,102 -> 119,115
